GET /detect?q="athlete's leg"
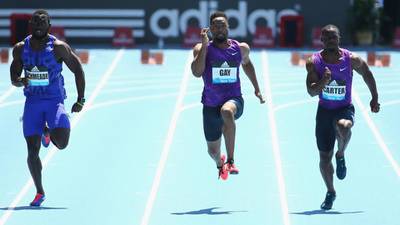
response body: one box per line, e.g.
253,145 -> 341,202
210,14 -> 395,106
207,139 -> 223,167
334,105 -> 354,180
316,105 -> 336,209
25,135 -> 45,195
319,150 -> 337,210
46,101 -> 71,149
221,97 -> 243,174
220,101 -> 237,162
49,128 -> 70,149
221,97 -> 244,164
319,150 -> 335,193
23,100 -> 46,195
203,105 -> 228,179
203,105 -> 224,164
335,119 -> 353,158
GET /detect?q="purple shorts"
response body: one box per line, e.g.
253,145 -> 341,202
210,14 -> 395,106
23,99 -> 70,137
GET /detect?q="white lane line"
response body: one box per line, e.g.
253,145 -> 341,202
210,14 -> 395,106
0,87 -> 16,104
180,102 -> 201,112
274,99 -> 317,112
353,91 -> 400,177
0,48 -> 125,225
0,100 -> 24,108
140,52 -> 192,225
100,83 -> 180,94
88,92 -> 178,111
380,99 -> 400,107
261,50 -> 291,225
0,49 -> 17,104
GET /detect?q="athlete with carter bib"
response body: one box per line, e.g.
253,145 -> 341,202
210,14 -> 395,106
306,24 -> 380,210
10,9 -> 86,206
191,11 -> 265,180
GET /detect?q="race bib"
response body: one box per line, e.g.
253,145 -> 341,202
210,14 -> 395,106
322,80 -> 346,101
25,66 -> 49,86
212,61 -> 238,84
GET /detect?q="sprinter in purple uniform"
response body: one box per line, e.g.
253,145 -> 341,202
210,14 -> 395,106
191,11 -> 265,180
306,24 -> 380,210
10,9 -> 86,206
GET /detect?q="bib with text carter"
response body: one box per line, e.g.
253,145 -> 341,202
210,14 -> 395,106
322,79 -> 346,101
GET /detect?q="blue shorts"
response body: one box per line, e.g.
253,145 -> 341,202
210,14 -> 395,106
23,99 -> 70,137
202,96 -> 244,142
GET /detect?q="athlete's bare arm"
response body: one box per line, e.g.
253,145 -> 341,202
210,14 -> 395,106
350,52 -> 380,112
306,57 -> 331,97
10,42 -> 28,87
239,42 -> 265,103
191,28 -> 209,77
54,40 -> 85,100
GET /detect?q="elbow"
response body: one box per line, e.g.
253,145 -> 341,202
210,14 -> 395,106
11,81 -> 23,87
190,65 -> 203,77
11,77 -> 23,87
307,89 -> 318,97
192,72 -> 202,78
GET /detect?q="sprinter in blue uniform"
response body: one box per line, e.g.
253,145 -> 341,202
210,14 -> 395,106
10,9 -> 86,206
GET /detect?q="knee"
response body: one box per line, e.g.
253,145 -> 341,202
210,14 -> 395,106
337,119 -> 352,129
336,120 -> 352,137
56,140 -> 68,150
319,158 -> 330,165
50,130 -> 69,150
319,152 -> 333,164
27,145 -> 40,159
27,151 -> 40,162
220,107 -> 234,120
208,146 -> 219,155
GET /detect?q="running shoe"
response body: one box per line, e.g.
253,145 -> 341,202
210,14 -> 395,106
218,155 -> 228,180
336,155 -> 347,180
320,191 -> 336,210
226,159 -> 239,174
30,193 -> 45,207
41,126 -> 50,148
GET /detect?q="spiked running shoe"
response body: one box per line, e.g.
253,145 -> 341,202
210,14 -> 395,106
320,191 -> 336,210
218,155 -> 228,180
226,159 -> 239,175
41,127 -> 51,148
30,193 -> 45,207
336,155 -> 347,180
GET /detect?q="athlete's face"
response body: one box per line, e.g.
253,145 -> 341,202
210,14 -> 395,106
30,13 -> 50,40
321,29 -> 340,52
210,17 -> 229,44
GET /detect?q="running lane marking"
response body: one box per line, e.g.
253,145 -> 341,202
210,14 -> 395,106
261,50 -> 291,225
0,87 -> 17,104
0,49 -> 17,104
353,90 -> 400,177
0,48 -> 125,225
140,52 -> 192,225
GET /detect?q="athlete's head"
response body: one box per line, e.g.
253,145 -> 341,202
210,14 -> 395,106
321,24 -> 340,52
30,9 -> 51,40
209,11 -> 229,44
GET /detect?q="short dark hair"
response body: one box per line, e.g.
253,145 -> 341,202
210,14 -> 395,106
209,11 -> 227,25
32,9 -> 50,23
321,24 -> 340,36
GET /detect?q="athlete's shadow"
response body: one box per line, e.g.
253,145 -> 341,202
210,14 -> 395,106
291,209 -> 364,215
0,206 -> 67,211
171,207 -> 247,215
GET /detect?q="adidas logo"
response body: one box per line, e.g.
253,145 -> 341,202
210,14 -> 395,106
221,61 -> 229,68
31,66 -> 40,72
329,80 -> 338,86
